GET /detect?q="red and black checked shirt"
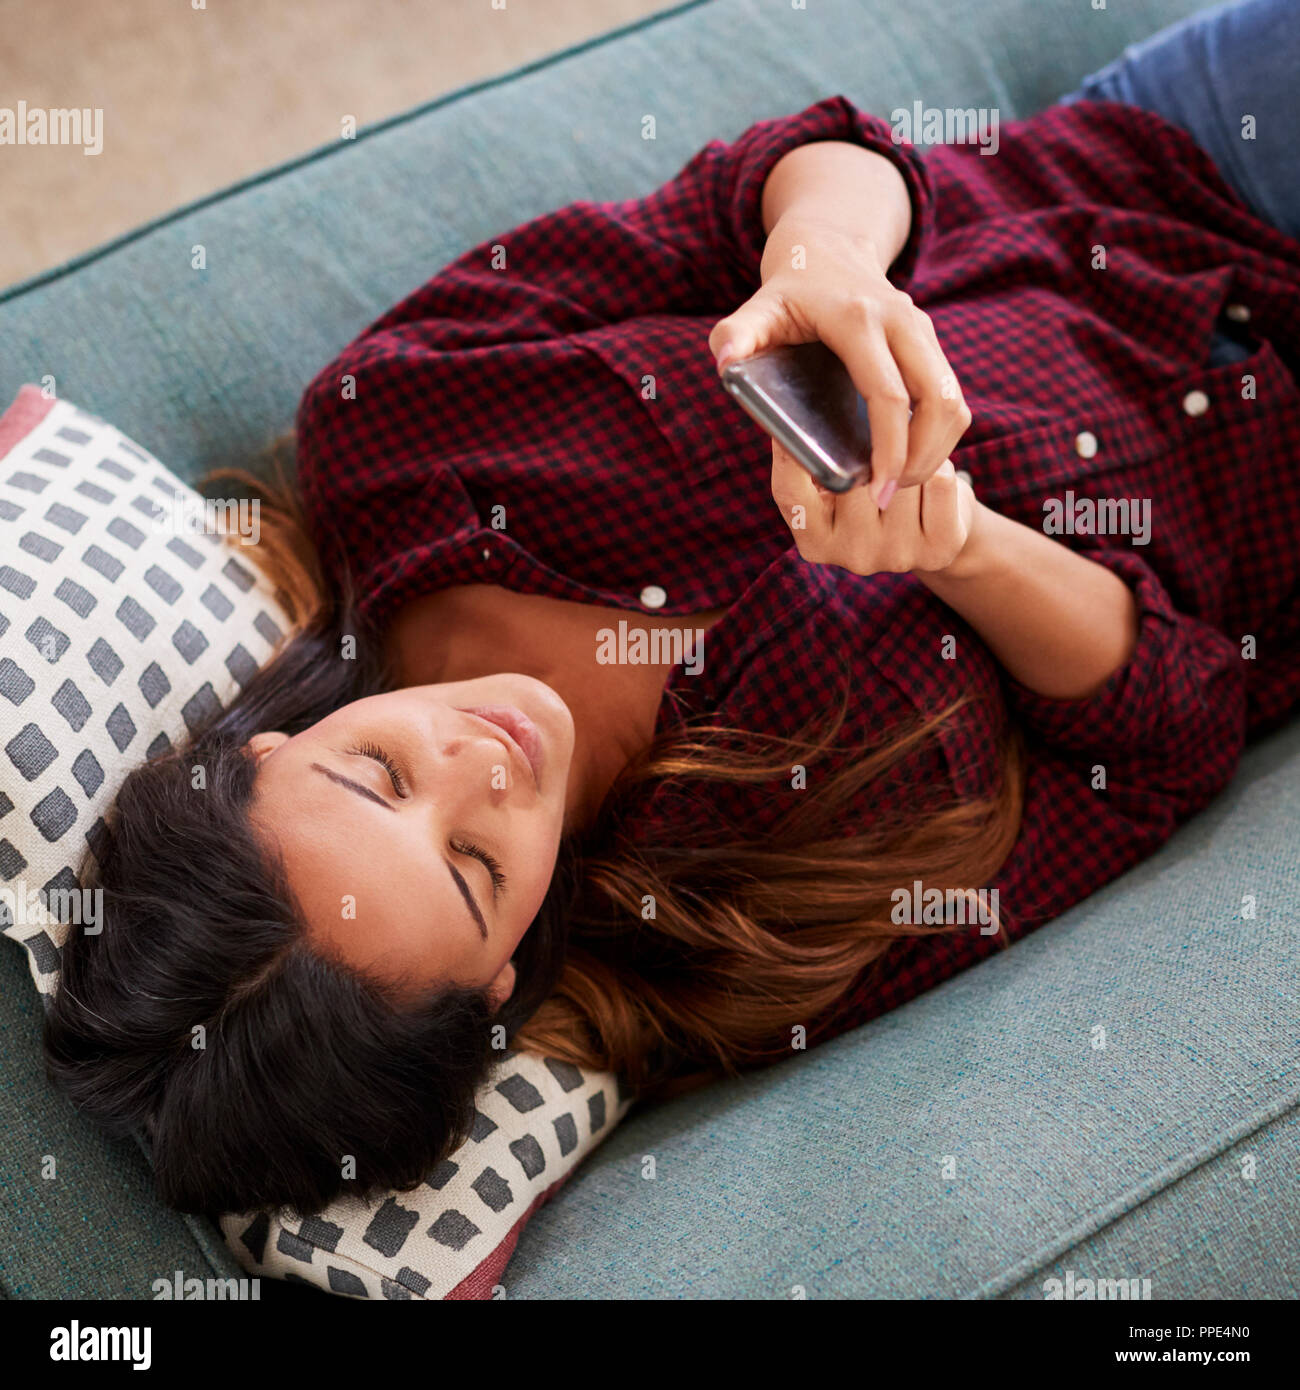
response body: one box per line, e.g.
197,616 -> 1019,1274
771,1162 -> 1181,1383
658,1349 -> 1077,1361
296,95 -> 1300,1049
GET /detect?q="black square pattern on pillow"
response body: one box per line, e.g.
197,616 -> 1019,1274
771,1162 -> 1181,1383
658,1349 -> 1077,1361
0,395 -> 290,974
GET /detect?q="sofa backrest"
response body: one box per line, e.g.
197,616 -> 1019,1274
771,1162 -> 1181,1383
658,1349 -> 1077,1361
0,0 -> 1211,486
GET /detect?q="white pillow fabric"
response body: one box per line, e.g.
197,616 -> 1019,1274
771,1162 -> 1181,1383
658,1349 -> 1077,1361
0,386 -> 291,980
0,385 -> 630,1299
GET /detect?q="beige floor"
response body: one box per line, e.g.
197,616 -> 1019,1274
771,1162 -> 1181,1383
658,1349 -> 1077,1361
0,0 -> 677,290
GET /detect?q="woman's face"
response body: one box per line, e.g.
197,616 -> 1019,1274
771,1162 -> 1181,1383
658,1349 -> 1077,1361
247,674 -> 576,1011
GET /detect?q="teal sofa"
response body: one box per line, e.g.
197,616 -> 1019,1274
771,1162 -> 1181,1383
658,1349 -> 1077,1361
3,0 -> 1296,1300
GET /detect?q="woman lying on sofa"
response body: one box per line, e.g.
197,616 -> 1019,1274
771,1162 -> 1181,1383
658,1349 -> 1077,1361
44,0 -> 1300,1216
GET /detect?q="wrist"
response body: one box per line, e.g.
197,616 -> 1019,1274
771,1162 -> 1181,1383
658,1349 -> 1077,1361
760,141 -> 911,271
756,142 -> 912,278
760,209 -> 888,287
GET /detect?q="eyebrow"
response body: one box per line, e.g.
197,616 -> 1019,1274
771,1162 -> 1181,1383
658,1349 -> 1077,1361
309,760 -> 488,941
310,761 -> 394,810
444,860 -> 489,942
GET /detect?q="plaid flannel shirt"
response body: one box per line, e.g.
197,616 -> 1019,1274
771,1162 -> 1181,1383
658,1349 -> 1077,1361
296,96 -> 1300,1047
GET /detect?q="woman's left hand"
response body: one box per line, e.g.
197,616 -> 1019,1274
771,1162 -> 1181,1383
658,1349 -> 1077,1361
770,439 -> 979,577
709,215 -> 970,509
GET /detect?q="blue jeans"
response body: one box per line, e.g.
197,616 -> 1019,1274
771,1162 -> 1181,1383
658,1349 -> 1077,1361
1061,0 -> 1299,237
1059,0 -> 1300,365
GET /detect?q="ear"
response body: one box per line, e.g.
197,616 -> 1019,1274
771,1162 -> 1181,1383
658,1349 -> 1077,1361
486,959 -> 517,1013
246,731 -> 290,763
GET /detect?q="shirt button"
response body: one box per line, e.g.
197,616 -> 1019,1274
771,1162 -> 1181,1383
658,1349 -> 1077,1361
639,584 -> 667,609
1225,303 -> 1251,323
1074,430 -> 1099,460
1182,389 -> 1210,418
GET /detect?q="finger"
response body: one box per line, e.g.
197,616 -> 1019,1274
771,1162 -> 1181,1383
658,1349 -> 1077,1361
907,313 -> 973,478
887,316 -> 968,486
819,469 -> 890,569
819,312 -> 910,511
771,441 -> 836,560
917,460 -> 962,568
710,287 -> 798,372
873,472 -> 922,572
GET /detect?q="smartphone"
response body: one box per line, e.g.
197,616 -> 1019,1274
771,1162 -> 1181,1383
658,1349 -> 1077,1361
720,340 -> 872,493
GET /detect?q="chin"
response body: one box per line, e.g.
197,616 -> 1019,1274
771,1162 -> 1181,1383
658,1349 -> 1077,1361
501,673 -> 575,740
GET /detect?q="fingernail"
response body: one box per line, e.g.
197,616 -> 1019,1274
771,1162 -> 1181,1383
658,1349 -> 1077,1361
715,346 -> 735,372
877,479 -> 897,510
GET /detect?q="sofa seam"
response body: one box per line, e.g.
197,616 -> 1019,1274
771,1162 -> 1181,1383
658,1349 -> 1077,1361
0,0 -> 716,305
972,1086 -> 1300,1300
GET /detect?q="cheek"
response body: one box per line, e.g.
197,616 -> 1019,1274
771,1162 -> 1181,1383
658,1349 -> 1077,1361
518,824 -> 564,919
522,857 -> 556,917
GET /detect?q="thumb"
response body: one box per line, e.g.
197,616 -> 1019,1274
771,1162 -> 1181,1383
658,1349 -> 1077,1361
709,288 -> 792,371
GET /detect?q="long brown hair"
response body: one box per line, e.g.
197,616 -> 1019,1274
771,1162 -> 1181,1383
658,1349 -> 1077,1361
207,450 -> 1024,1102
519,706 -> 1022,1098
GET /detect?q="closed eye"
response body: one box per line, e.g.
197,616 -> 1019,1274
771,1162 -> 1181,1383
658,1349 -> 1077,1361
452,838 -> 507,901
347,740 -> 408,797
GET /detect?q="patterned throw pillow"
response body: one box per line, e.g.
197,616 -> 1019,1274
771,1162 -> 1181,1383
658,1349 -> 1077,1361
0,384 -> 631,1299
0,384 -> 291,978
221,1051 -> 631,1299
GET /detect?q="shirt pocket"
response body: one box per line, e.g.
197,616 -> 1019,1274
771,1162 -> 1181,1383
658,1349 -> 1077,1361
956,405 -> 1161,511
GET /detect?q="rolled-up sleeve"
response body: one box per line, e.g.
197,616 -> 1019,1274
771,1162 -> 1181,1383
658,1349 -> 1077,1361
1001,547 -> 1247,814
625,94 -> 933,308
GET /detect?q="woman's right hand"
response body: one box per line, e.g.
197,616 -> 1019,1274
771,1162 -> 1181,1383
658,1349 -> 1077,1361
710,212 -> 971,509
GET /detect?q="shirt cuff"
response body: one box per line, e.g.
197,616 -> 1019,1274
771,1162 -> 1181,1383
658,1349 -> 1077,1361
1000,548 -> 1236,758
721,94 -> 933,294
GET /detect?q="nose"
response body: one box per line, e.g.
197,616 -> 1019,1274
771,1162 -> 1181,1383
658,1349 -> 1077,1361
440,733 -> 512,788
427,712 -> 519,803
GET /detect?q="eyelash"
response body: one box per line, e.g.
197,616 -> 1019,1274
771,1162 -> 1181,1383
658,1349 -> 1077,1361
347,741 -> 506,896
452,839 -> 508,898
348,740 -> 409,796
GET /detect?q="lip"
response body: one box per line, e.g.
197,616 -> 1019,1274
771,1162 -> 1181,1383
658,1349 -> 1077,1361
455,705 -> 544,788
